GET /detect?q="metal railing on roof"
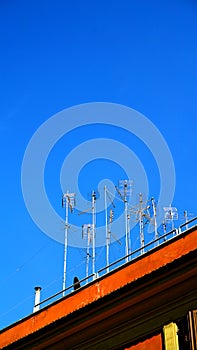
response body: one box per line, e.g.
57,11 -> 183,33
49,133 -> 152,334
33,217 -> 197,311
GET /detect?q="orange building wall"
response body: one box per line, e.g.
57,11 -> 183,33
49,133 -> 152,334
0,227 -> 196,348
125,333 -> 163,350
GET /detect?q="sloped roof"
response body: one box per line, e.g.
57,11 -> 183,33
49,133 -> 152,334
0,226 -> 197,349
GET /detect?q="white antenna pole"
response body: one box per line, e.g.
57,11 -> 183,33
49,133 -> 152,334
151,197 -> 158,244
127,213 -> 131,257
139,193 -> 145,254
104,186 -> 110,273
86,228 -> 90,282
63,191 -> 69,296
92,191 -> 96,277
116,180 -> 133,263
162,220 -> 167,240
170,206 -> 175,230
184,210 -> 188,230
82,224 -> 92,283
62,191 -> 75,296
124,195 -> 129,262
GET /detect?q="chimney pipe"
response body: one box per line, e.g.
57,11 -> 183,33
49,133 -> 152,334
33,286 -> 41,313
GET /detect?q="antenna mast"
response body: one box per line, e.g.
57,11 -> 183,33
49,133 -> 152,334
184,210 -> 189,230
92,191 -> 96,277
139,193 -> 145,254
151,197 -> 158,244
104,186 -> 116,272
104,186 -> 109,272
129,194 -> 151,254
62,191 -> 75,296
116,180 -> 133,262
82,224 -> 92,282
163,206 -> 178,232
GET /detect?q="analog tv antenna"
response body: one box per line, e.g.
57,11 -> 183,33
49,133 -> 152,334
163,206 -> 178,230
62,192 -> 76,296
116,180 -> 133,262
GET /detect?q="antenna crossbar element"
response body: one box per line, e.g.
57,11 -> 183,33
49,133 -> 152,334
82,224 -> 93,243
62,191 -> 76,296
118,180 -> 133,200
163,207 -> 178,221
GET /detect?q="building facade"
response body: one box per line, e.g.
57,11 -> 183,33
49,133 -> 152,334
0,224 -> 197,349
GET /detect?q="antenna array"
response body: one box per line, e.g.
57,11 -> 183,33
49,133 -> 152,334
61,183 -> 189,293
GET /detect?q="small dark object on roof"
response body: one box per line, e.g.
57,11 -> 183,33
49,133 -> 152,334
73,276 -> 81,290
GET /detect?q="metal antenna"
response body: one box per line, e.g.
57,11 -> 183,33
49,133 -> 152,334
151,197 -> 158,244
104,186 -> 116,272
163,206 -> 178,231
127,213 -> 131,255
162,221 -> 167,240
116,180 -> 133,262
82,224 -> 93,282
104,186 -> 109,272
92,191 -> 96,277
129,194 -> 151,254
62,191 -> 76,296
79,191 -> 97,279
139,193 -> 145,254
184,210 -> 189,230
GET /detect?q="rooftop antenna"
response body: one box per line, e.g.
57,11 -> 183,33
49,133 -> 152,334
79,191 -> 97,279
82,223 -> 93,283
129,194 -> 151,254
92,191 -> 96,277
162,220 -> 167,240
104,186 -> 116,272
183,210 -> 192,230
139,193 -> 145,254
163,206 -> 178,232
116,180 -> 133,262
151,197 -> 159,244
184,210 -> 188,228
62,191 -> 76,296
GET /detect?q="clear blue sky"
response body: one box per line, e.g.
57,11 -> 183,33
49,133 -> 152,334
0,0 -> 196,329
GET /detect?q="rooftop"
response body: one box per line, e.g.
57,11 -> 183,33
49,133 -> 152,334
0,219 -> 197,349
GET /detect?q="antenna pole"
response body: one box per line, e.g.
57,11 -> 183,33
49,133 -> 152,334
62,191 -> 76,296
63,191 -> 69,296
82,224 -> 92,284
92,191 -> 96,277
117,180 -> 133,263
86,228 -> 90,282
104,186 -> 110,273
139,193 -> 145,254
170,207 -> 174,230
184,210 -> 188,230
151,197 -> 158,244
162,221 -> 167,240
85,225 -> 91,283
124,195 -> 129,262
127,213 -> 131,257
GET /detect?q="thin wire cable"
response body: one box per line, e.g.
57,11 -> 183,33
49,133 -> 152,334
0,242 -> 52,287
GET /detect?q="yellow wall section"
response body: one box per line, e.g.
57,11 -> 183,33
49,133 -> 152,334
163,322 -> 179,350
